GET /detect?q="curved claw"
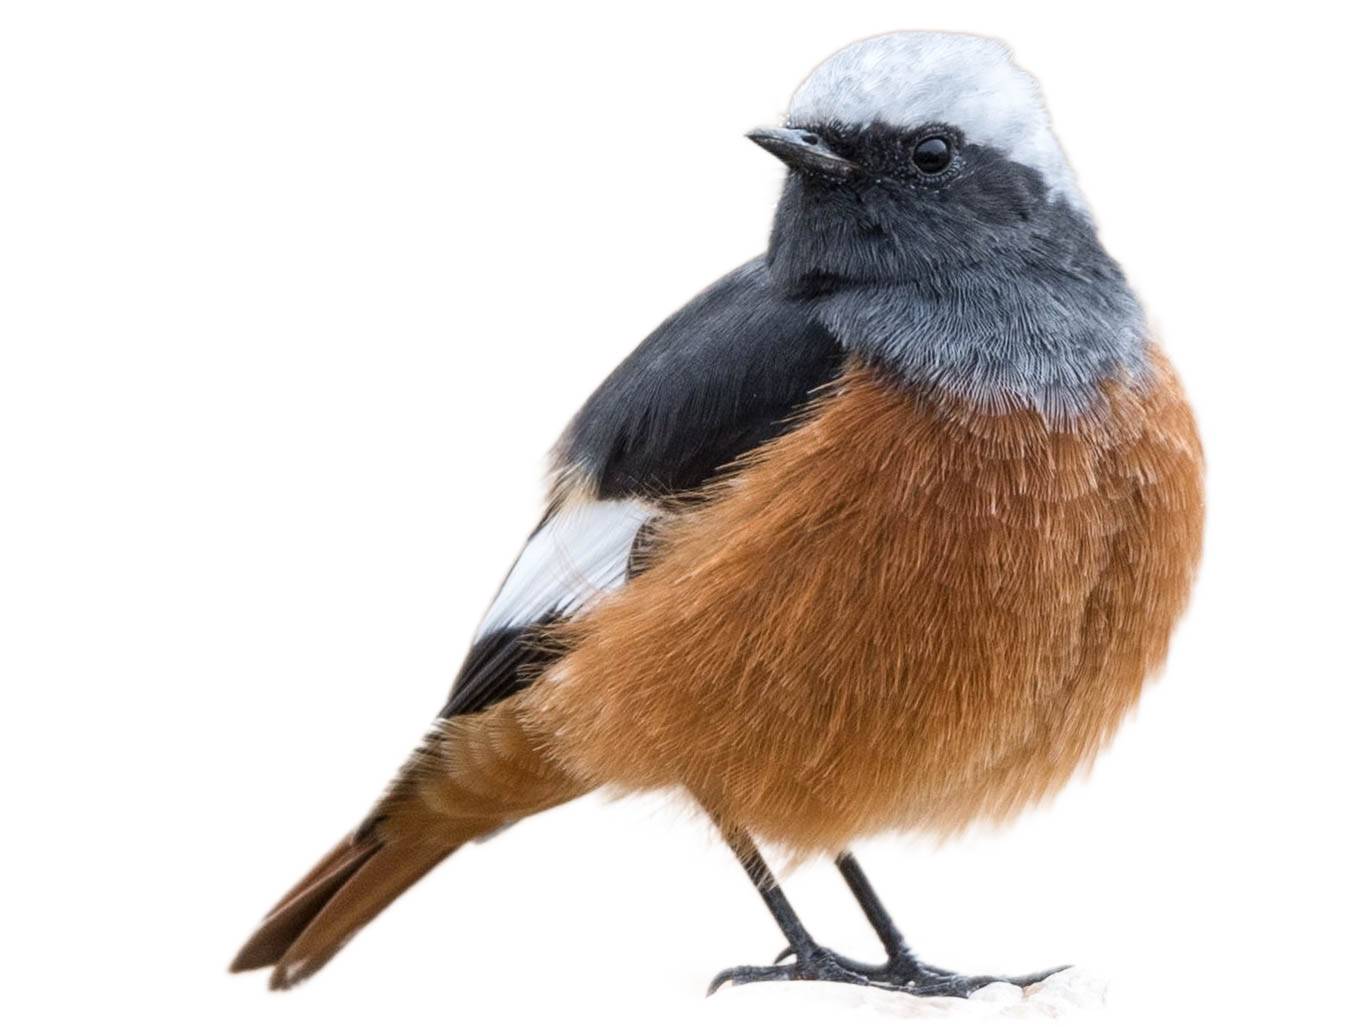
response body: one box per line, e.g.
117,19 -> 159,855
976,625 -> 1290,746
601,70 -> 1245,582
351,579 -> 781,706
1006,965 -> 1073,989
707,948 -> 872,996
773,945 -> 795,964
708,962 -> 794,995
903,964 -> 1074,998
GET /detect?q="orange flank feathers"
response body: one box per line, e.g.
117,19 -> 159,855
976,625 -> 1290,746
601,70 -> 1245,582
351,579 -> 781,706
526,350 -> 1204,853
233,347 -> 1202,985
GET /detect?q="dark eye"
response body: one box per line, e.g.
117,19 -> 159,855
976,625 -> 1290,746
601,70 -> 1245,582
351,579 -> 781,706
912,136 -> 954,175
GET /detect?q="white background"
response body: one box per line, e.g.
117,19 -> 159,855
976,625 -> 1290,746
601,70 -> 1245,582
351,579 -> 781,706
3,3 -> 1366,1024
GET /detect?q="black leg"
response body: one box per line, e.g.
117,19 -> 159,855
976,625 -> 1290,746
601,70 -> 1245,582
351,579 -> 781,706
835,851 -> 913,964
704,811 -> 1068,998
718,826 -> 819,960
706,819 -> 871,994
825,849 -> 1070,995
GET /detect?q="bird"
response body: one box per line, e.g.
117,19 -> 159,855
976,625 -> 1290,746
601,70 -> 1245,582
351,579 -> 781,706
231,30 -> 1204,997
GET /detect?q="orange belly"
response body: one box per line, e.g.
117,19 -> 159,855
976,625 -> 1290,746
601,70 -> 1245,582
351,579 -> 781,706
524,349 -> 1204,854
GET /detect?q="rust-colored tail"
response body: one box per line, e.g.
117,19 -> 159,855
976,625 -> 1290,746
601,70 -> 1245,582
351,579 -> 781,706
229,823 -> 473,990
232,702 -> 587,989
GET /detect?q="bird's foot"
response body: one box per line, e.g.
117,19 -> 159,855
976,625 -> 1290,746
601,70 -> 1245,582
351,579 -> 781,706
707,946 -> 872,995
753,945 -> 1069,998
872,951 -> 1069,997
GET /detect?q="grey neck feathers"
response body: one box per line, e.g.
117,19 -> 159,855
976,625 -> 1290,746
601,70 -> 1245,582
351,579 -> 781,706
771,184 -> 1150,419
810,254 -> 1148,420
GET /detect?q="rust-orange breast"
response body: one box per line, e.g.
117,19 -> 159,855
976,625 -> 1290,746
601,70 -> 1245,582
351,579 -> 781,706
523,349 -> 1204,854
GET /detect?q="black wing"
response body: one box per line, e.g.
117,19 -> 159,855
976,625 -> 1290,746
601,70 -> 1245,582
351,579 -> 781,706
440,257 -> 842,719
556,257 -> 843,499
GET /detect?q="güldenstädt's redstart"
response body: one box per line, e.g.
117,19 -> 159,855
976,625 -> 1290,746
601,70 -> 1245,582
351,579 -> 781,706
232,30 -> 1204,997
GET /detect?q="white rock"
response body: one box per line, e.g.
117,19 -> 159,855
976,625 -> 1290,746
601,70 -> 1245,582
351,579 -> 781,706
706,969 -> 1107,1023
968,982 -> 1025,1004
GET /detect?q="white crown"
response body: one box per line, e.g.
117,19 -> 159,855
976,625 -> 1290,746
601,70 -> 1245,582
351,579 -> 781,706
788,32 -> 1086,211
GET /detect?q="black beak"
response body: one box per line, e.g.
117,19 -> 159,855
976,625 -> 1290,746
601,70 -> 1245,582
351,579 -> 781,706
746,127 -> 856,179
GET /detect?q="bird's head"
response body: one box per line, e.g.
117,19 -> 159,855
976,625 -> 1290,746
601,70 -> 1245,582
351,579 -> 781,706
753,32 -> 1095,297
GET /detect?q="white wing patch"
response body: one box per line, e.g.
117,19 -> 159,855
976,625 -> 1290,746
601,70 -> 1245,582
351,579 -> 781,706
476,498 -> 657,638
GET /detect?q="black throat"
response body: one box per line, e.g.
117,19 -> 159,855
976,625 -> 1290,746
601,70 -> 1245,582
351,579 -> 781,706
766,132 -> 1148,418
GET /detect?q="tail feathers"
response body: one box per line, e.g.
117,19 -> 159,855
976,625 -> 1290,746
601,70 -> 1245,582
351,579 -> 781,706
265,835 -> 365,918
230,831 -> 463,989
229,836 -> 379,974
232,702 -> 582,989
